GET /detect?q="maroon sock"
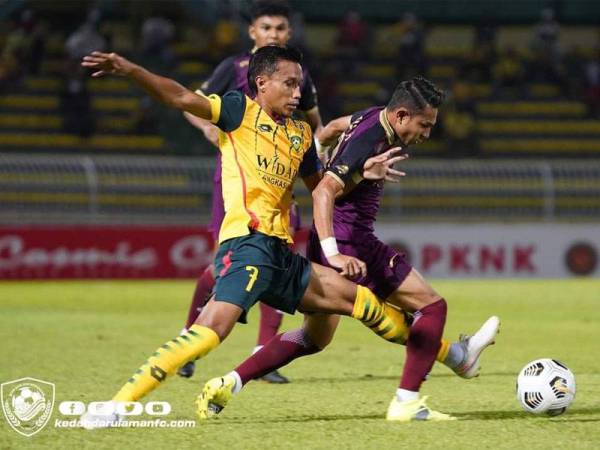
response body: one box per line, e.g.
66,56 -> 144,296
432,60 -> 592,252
399,299 -> 447,392
257,303 -> 284,346
184,265 -> 215,329
235,328 -> 320,385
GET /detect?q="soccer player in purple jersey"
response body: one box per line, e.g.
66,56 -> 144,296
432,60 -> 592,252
199,77 -> 500,421
178,0 -> 322,382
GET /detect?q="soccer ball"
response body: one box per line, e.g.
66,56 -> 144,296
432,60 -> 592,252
516,358 -> 576,416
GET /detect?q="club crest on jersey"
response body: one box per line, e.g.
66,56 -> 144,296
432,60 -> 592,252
290,135 -> 302,152
257,124 -> 273,133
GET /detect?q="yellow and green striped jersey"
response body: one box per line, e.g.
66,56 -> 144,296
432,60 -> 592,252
203,90 -> 318,244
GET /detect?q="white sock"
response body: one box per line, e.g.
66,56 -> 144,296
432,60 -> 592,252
180,328 -> 188,336
396,388 -> 419,402
252,345 -> 263,355
228,371 -> 243,394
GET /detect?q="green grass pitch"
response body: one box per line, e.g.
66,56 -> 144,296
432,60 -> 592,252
1,279 -> 599,449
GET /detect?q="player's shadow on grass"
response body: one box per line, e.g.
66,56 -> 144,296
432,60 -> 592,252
206,407 -> 600,426
434,371 -> 516,378
291,371 -> 517,384
456,406 -> 600,421
205,413 -> 384,425
291,374 -> 398,384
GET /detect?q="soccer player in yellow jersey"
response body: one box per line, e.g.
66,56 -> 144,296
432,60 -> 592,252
179,2 -> 323,383
80,45 -> 445,427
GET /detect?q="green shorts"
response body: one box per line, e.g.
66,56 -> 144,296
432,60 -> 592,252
214,232 -> 312,323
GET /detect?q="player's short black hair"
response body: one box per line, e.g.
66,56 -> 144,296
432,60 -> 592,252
249,0 -> 290,22
388,76 -> 445,112
247,45 -> 302,93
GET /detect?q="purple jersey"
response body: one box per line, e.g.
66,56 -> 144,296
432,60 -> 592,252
201,52 -> 318,111
200,52 -> 317,239
324,106 -> 401,241
307,106 -> 411,297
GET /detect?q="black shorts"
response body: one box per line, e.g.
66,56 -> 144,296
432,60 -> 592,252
214,232 -> 311,323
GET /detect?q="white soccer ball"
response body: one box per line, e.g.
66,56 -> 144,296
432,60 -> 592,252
516,358 -> 576,416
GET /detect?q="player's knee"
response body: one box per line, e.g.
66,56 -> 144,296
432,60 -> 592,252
196,321 -> 230,341
414,292 -> 444,311
433,297 -> 447,317
195,311 -> 236,341
303,314 -> 339,349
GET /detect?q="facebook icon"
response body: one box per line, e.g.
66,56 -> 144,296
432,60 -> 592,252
59,401 -> 86,415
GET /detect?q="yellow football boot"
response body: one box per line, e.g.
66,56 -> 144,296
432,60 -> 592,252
196,375 -> 236,420
386,396 -> 456,422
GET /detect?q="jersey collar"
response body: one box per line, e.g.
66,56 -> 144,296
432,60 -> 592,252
379,108 -> 398,146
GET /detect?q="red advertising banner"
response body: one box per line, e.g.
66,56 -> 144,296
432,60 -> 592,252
0,226 -> 216,279
0,226 -> 310,280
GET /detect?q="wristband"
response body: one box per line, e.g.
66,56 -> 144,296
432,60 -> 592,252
320,237 -> 339,257
315,137 -> 328,158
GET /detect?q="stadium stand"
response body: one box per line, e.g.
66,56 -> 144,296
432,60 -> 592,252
2,11 -> 600,157
1,1 -> 600,224
2,154 -> 599,225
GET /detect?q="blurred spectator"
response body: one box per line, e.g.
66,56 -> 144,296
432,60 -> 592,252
65,8 -> 107,63
335,10 -> 370,66
583,48 -> 600,118
461,42 -> 495,83
393,13 -> 426,80
20,9 -> 45,75
0,9 -> 45,89
140,16 -> 177,73
315,63 -> 342,120
60,76 -> 94,138
0,20 -> 25,89
63,8 -> 106,138
443,81 -> 479,157
492,47 -> 525,98
289,11 -> 311,60
527,8 -> 569,95
337,10 -> 368,48
208,13 -> 240,59
531,8 -> 561,62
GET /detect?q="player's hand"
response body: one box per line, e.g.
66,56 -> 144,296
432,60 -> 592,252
327,254 -> 367,280
81,51 -> 135,77
362,147 -> 408,182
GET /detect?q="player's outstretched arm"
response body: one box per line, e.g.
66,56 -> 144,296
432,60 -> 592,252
314,115 -> 351,165
81,51 -> 212,120
316,115 -> 351,147
312,174 -> 367,279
